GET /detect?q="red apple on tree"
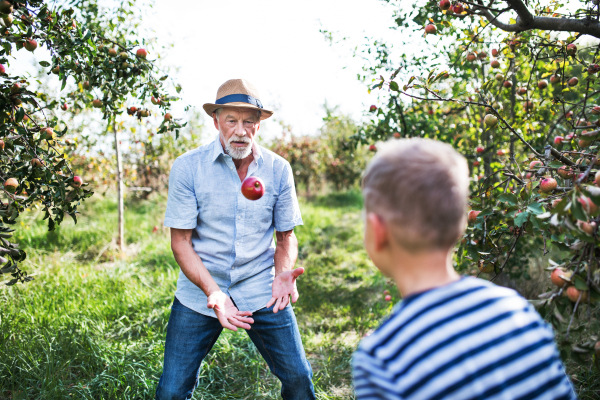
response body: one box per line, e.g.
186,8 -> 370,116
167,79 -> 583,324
566,286 -> 588,303
83,81 -> 90,90
425,24 -> 437,34
4,177 -> 18,193
517,87 -> 527,95
439,0 -> 451,10
490,59 -> 500,68
494,73 -> 503,82
24,39 -> 37,52
108,48 -> 117,57
385,295 -> 392,301
452,3 -> 464,13
466,52 -> 476,62
484,114 -> 498,127
539,177 -> 557,193
595,170 -> 600,186
241,176 -> 265,201
578,138 -> 591,148
369,144 -> 377,152
503,80 -> 512,88
579,196 -> 599,215
592,106 -> 600,115
164,113 -> 173,122
491,48 -> 499,57
369,105 -> 377,113
553,136 -> 564,145
549,75 -> 561,84
40,127 -> 55,140
568,77 -> 579,87
0,64 -> 5,74
31,158 -> 43,168
61,103 -> 68,111
468,210 -> 481,223
579,221 -> 596,235
151,96 -> 161,105
476,146 -> 485,153
565,111 -> 573,119
393,132 -> 401,138
0,139 -> 4,150
529,160 -> 543,169
477,51 -> 487,59
550,268 -> 571,288
92,99 -> 103,108
136,48 -> 148,59
72,176 -> 83,188
566,43 -> 577,56
538,80 -> 548,89
588,64 -> 600,74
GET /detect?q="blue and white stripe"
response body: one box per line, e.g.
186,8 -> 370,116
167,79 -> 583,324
353,277 -> 576,400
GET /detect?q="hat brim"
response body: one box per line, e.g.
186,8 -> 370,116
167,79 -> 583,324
203,102 -> 273,120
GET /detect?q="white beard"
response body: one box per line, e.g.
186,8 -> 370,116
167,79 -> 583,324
226,135 -> 253,159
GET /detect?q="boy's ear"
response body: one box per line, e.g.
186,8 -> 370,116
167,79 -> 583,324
367,212 -> 390,251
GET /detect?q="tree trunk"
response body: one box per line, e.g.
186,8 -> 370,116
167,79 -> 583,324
113,119 -> 125,251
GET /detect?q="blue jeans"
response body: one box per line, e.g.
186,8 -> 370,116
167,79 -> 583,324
155,296 -> 315,400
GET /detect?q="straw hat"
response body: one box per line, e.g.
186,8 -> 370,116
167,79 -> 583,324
203,79 -> 273,120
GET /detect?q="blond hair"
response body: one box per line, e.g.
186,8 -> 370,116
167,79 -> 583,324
362,138 -> 469,252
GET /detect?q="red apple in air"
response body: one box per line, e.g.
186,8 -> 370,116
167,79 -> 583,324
503,80 -> 512,88
241,176 -> 265,201
566,43 -> 577,56
568,77 -> 579,87
476,146 -> 485,153
550,268 -> 571,288
490,59 -> 500,68
468,210 -> 481,223
491,48 -> 499,57
439,0 -> 451,10
136,48 -> 148,59
425,24 -> 437,34
466,52 -> 477,62
369,105 -> 377,113
549,75 -> 561,84
72,176 -> 83,188
539,177 -> 557,193
452,3 -> 464,13
24,39 -> 37,52
92,99 -> 103,108
538,80 -> 548,89
553,136 -> 564,145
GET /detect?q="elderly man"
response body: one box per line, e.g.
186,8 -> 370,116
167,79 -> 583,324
155,79 -> 315,400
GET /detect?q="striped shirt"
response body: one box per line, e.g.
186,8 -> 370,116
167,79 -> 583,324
353,277 -> 576,400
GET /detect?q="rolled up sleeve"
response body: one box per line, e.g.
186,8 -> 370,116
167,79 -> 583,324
164,158 -> 198,229
274,162 -> 303,232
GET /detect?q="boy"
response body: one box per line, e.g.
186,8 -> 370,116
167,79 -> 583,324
353,139 -> 576,400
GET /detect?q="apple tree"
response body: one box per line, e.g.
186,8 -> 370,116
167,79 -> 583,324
336,0 -> 600,370
0,0 -> 182,285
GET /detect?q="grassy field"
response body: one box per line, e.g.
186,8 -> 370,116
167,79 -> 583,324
0,190 -> 397,399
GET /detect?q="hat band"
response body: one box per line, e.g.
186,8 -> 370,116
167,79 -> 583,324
215,94 -> 263,109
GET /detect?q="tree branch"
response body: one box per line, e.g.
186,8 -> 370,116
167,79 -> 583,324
475,0 -> 600,38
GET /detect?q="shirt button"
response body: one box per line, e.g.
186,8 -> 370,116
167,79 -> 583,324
238,216 -> 241,220
231,266 -> 234,270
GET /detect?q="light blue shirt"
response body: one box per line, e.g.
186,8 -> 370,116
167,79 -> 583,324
164,135 -> 303,318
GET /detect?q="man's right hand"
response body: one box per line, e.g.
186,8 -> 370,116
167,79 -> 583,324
207,291 -> 254,331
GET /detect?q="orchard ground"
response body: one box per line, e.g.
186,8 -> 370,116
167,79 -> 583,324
0,191 -> 599,399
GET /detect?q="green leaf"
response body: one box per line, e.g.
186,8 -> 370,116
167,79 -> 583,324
514,211 -> 530,227
526,202 -> 545,215
389,81 -> 399,91
572,274 -> 589,291
548,161 -> 563,168
498,193 -> 518,205
39,61 -> 50,67
15,107 -> 24,123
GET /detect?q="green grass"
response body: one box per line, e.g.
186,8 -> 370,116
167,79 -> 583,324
0,190 -> 396,399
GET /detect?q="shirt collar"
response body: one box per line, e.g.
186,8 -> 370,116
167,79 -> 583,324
212,134 -> 263,164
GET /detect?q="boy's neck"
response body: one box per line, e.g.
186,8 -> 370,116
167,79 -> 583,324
389,247 -> 460,298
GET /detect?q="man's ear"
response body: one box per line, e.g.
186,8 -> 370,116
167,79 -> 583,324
212,113 -> 219,130
366,212 -> 389,251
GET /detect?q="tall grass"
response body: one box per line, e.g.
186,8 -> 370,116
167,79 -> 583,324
0,190 -> 395,399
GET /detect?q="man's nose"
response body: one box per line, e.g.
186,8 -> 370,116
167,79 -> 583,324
235,120 -> 246,136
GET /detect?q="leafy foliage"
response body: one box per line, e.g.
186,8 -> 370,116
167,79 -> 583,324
0,0 -> 181,284
338,0 -> 600,369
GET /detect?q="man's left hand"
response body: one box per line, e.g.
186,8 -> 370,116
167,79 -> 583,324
266,267 -> 305,313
